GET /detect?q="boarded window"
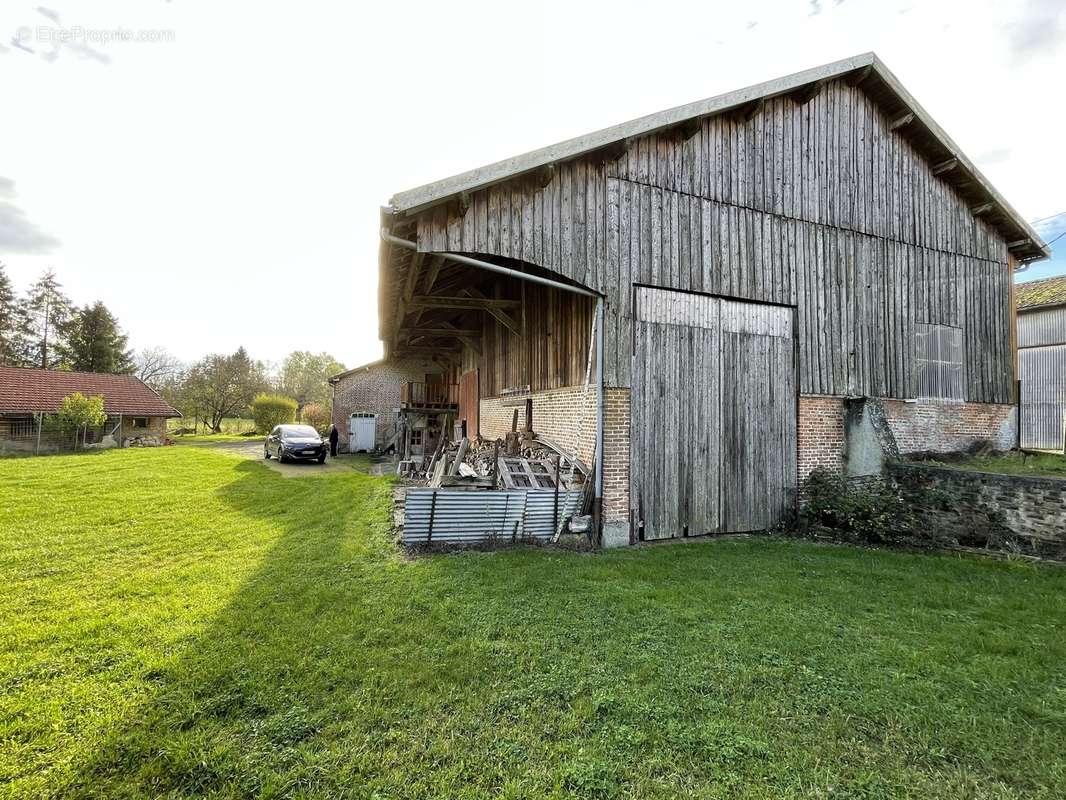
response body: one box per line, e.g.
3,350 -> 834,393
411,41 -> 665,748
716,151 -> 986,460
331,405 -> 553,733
915,323 -> 965,400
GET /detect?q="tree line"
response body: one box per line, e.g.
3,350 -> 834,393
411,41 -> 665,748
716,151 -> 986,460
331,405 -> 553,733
0,265 -> 133,372
0,265 -> 347,434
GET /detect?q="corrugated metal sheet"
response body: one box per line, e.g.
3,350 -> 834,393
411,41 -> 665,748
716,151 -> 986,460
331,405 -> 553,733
402,488 -> 585,545
1018,307 -> 1066,349
915,323 -> 965,400
1019,344 -> 1066,450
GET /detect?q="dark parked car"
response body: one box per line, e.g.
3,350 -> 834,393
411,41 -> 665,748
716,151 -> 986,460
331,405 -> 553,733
264,424 -> 327,463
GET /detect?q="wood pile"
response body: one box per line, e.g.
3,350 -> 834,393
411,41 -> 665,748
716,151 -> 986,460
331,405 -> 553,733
419,433 -> 587,491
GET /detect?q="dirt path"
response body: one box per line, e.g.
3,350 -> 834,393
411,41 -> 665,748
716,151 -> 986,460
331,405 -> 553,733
190,438 -> 379,478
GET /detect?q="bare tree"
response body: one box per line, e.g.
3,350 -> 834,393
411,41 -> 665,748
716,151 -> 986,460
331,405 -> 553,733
136,347 -> 183,387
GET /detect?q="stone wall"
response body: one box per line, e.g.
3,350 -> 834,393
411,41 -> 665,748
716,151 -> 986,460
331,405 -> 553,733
120,415 -> 167,446
331,358 -> 444,451
888,463 -> 1066,560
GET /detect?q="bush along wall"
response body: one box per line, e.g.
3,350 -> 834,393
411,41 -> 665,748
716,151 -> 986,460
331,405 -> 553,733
791,466 -> 1064,561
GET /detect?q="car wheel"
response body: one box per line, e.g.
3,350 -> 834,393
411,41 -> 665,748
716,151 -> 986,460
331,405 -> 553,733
317,454 -> 326,464
264,447 -> 271,459
278,449 -> 287,463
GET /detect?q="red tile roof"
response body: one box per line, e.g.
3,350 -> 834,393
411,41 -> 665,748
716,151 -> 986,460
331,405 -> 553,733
0,367 -> 181,417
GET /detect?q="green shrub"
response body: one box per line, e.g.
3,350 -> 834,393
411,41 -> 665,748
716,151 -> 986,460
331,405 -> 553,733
795,469 -> 936,547
56,392 -> 107,449
250,393 -> 297,433
300,402 -> 330,434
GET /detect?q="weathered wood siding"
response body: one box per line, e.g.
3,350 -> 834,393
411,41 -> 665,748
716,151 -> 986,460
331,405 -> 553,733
632,288 -> 796,537
476,280 -> 594,397
416,79 -> 1013,403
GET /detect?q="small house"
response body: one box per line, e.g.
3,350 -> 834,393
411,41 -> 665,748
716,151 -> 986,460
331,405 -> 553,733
1016,275 -> 1066,450
0,366 -> 181,453
375,53 -> 1049,546
329,358 -> 455,454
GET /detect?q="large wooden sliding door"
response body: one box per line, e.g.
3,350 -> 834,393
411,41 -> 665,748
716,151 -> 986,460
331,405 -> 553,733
631,287 -> 797,539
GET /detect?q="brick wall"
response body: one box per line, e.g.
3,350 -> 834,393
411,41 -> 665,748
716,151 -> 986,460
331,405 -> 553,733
799,396 -> 846,480
479,385 -> 630,523
882,400 -> 1016,454
331,358 -> 443,451
799,395 -> 1018,481
889,463 -> 1066,560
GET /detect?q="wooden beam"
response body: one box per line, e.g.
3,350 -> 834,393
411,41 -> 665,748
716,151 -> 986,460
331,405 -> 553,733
970,201 -> 995,216
1006,239 -> 1030,250
676,118 -> 702,140
535,163 -> 555,188
590,139 -> 628,163
400,327 -> 482,338
422,255 -> 444,294
845,65 -> 872,87
931,157 -> 958,176
485,307 -> 522,337
732,98 -> 763,122
409,295 -> 520,311
887,112 -> 914,132
789,80 -> 824,105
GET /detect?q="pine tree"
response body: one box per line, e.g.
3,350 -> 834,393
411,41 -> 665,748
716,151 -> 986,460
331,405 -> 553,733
61,301 -> 135,374
18,269 -> 72,369
0,262 -> 21,366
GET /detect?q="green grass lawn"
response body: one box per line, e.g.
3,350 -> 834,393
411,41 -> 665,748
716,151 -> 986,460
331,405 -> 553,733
923,450 -> 1066,479
2,448 -> 1065,799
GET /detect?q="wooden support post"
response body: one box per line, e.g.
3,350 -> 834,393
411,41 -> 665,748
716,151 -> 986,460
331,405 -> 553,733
552,456 -> 561,535
426,491 -> 437,543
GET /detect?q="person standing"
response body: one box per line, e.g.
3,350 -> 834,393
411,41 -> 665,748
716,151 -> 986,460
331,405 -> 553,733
328,423 -> 339,458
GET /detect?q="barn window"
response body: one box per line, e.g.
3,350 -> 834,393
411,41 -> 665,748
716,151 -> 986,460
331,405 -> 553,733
131,417 -> 149,429
915,323 -> 965,401
410,429 -> 423,447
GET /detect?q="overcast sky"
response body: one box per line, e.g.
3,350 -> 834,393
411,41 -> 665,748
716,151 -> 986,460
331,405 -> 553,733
1,0 -> 1063,369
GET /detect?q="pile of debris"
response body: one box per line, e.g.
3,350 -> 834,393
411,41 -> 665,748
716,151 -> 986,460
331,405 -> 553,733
398,405 -> 588,494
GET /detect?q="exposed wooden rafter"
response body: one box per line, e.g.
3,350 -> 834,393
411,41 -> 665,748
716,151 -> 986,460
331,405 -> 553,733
845,65 -> 872,87
789,80 -> 824,105
887,112 -> 915,132
931,158 -> 958,176
409,295 -> 519,311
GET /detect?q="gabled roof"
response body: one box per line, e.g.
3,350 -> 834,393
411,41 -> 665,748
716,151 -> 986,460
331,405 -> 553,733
1017,274 -> 1066,311
388,52 -> 1048,263
329,359 -> 386,383
0,367 -> 181,416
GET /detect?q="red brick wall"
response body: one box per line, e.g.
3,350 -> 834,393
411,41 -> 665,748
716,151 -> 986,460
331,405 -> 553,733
798,395 -> 846,480
798,395 -> 1018,481
882,399 -> 1016,454
479,385 -> 630,523
331,358 -> 443,451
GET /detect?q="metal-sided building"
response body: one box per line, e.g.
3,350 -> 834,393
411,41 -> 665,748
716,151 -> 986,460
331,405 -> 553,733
1016,276 -> 1066,451
376,53 -> 1049,546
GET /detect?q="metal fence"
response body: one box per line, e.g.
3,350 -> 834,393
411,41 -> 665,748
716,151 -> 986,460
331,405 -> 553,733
0,414 -> 123,455
402,487 -> 586,545
1019,380 -> 1066,452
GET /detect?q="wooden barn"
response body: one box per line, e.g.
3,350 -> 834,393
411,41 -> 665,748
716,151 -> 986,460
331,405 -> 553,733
376,53 -> 1050,546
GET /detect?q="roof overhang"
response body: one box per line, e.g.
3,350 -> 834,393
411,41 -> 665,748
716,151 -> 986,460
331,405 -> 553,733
388,52 -> 1049,264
